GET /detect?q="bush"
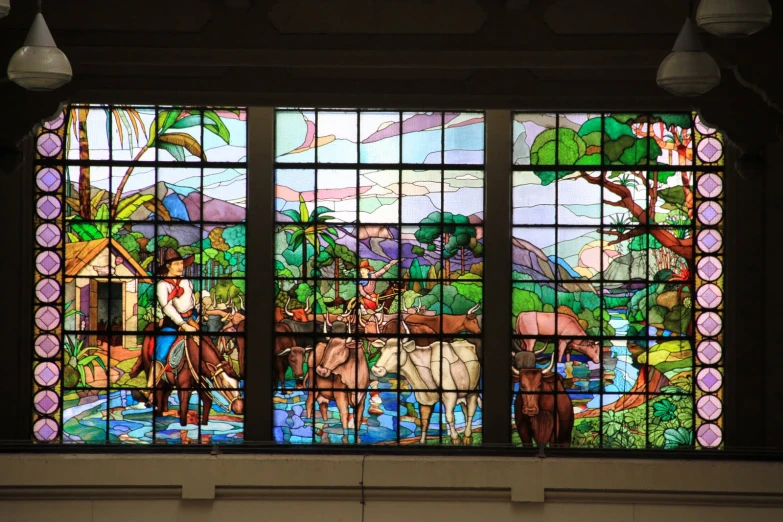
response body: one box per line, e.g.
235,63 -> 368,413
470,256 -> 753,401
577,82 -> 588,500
512,289 -> 543,316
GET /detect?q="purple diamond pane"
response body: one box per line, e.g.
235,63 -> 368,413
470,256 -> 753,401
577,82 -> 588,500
36,168 -> 62,192
698,202 -> 723,225
35,334 -> 60,358
697,138 -> 723,163
37,196 -> 62,220
697,341 -> 722,364
697,396 -> 722,421
695,116 -> 716,136
35,306 -> 60,331
36,224 -> 61,248
33,418 -> 58,442
36,279 -> 61,303
697,230 -> 722,253
697,368 -> 722,393
697,173 -> 723,198
34,362 -> 60,387
697,312 -> 722,336
697,257 -> 723,281
37,133 -> 62,158
34,390 -> 59,415
697,284 -> 722,309
697,423 -> 722,448
43,113 -> 65,130
36,251 -> 61,275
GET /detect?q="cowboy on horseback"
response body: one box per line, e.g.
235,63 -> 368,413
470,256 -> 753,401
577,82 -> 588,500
145,247 -> 199,402
358,258 -> 404,320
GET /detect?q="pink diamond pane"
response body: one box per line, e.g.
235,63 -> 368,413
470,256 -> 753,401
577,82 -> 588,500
697,423 -> 722,448
36,251 -> 61,275
697,395 -> 722,421
34,390 -> 59,415
35,306 -> 60,331
697,201 -> 723,225
34,362 -> 60,387
36,224 -> 61,248
697,230 -> 722,253
697,173 -> 723,198
695,115 -> 717,136
36,133 -> 62,158
697,284 -> 722,309
35,279 -> 61,303
697,312 -> 722,336
35,334 -> 60,358
697,368 -> 722,393
697,137 -> 723,163
36,168 -> 62,192
697,257 -> 723,281
36,196 -> 62,220
43,112 -> 65,130
697,340 -> 722,364
33,418 -> 59,442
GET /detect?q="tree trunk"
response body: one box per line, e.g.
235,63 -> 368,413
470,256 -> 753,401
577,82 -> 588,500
443,233 -> 451,284
334,258 -> 340,296
461,247 -> 465,275
77,108 -> 91,220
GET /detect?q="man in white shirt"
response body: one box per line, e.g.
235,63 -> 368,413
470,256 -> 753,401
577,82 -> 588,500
146,248 -> 199,397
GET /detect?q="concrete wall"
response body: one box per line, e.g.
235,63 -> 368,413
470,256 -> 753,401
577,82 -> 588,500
1,455 -> 782,522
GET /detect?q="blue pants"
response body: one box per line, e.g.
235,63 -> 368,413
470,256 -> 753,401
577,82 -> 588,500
154,312 -> 198,366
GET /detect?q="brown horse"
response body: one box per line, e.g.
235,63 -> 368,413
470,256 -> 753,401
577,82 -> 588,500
129,324 -> 244,427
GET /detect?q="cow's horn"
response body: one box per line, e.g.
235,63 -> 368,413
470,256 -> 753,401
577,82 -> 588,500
277,348 -> 292,357
324,310 -> 333,327
304,295 -> 312,314
511,366 -> 520,375
357,312 -> 367,327
402,320 -> 410,335
468,302 -> 480,315
415,296 -> 422,313
534,341 -> 549,355
284,296 -> 294,317
541,349 -> 557,375
323,320 -> 328,334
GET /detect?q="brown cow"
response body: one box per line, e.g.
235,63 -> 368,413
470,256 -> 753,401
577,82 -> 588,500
514,311 -> 601,364
512,351 -> 574,448
403,302 -> 482,336
306,326 -> 370,443
274,323 -> 311,391
361,315 -> 438,347
274,296 -> 312,322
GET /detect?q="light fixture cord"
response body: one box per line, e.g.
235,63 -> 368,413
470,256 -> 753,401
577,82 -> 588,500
690,0 -> 695,18
37,0 -> 42,14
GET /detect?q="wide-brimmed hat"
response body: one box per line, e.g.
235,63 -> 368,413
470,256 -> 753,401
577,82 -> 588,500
157,247 -> 194,275
358,260 -> 375,272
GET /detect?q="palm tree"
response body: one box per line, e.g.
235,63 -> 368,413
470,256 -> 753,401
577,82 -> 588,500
280,194 -> 339,277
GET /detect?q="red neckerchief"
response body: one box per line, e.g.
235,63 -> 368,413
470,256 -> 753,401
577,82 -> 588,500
164,278 -> 184,302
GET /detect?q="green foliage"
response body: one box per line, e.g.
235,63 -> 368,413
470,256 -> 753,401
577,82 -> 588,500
453,276 -> 482,304
664,427 -> 693,449
651,113 -> 692,130
295,283 -> 313,304
512,289 -> 543,316
402,290 -> 423,310
652,399 -> 677,422
629,234 -> 662,251
64,334 -> 106,388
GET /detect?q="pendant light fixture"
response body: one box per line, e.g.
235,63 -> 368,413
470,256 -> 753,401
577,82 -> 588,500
7,0 -> 72,91
656,16 -> 721,96
0,0 -> 10,19
696,0 -> 772,38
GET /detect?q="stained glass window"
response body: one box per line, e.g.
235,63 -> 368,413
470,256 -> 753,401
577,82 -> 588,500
32,105 -> 247,444
510,112 -> 724,449
274,109 -> 485,445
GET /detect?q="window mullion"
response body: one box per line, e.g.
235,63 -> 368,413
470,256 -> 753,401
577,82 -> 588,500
482,110 -> 513,445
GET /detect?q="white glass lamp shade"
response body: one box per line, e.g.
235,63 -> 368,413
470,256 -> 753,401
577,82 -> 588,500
7,14 -> 72,91
0,0 -> 10,19
696,0 -> 772,38
657,18 -> 721,97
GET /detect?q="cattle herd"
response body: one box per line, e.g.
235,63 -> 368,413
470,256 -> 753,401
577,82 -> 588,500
274,299 -> 483,444
270,301 -> 603,446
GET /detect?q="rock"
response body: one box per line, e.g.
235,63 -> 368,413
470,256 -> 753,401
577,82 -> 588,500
656,291 -> 681,310
663,306 -> 690,334
292,405 -> 304,417
291,426 -> 313,438
602,249 -> 647,281
649,305 -> 668,324
291,415 -> 304,429
557,305 -> 578,320
273,409 -> 288,427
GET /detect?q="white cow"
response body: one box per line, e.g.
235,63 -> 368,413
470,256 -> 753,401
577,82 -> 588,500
371,335 -> 481,445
